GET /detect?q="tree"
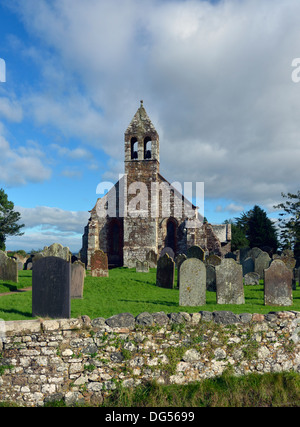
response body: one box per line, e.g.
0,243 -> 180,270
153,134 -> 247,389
0,188 -> 24,251
224,219 -> 249,251
230,205 -> 278,252
274,191 -> 300,255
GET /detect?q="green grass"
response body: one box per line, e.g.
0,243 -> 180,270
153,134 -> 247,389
0,268 -> 299,321
100,371 -> 300,407
40,371 -> 300,407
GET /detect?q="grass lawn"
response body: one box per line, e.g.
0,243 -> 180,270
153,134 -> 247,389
0,268 -> 299,321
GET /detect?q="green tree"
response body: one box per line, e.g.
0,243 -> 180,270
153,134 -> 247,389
231,205 -> 278,252
274,191 -> 300,255
247,205 -> 278,251
0,188 -> 24,251
224,219 -> 249,251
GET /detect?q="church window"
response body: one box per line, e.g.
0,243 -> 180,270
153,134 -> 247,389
166,218 -> 177,252
131,137 -> 138,160
144,137 -> 152,159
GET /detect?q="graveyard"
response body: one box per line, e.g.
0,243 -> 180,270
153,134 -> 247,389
0,256 -> 299,322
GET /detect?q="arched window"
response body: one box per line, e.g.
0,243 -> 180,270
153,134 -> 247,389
131,137 -> 138,160
166,218 -> 177,252
144,136 -> 152,159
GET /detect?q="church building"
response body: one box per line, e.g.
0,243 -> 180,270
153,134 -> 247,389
80,101 -> 231,268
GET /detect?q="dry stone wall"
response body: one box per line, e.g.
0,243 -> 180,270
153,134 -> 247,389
0,310 -> 299,407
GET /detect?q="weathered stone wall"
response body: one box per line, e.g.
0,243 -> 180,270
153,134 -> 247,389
0,310 -> 299,407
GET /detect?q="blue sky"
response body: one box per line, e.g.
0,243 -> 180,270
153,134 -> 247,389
0,0 -> 300,253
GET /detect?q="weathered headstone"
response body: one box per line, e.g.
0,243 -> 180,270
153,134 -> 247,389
146,250 -> 157,268
42,243 -> 72,262
244,272 -> 260,286
280,254 -> 296,271
0,251 -> 18,282
160,247 -> 175,260
187,245 -> 204,261
264,259 -> 293,306
242,257 -> 254,276
254,251 -> 271,279
175,253 -> 187,288
215,258 -> 244,304
32,256 -> 71,318
206,264 -> 216,291
156,253 -> 175,289
91,250 -> 109,277
71,261 -> 85,299
136,260 -> 149,273
206,254 -> 221,267
179,258 -> 206,306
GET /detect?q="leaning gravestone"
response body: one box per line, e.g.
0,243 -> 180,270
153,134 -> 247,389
156,253 -> 175,289
136,260 -> 149,273
264,259 -> 293,306
0,251 -> 18,282
71,261 -> 85,299
215,258 -> 244,304
187,245 -> 205,261
32,257 -> 71,318
179,258 -> 206,306
91,250 -> 109,277
254,251 -> 271,279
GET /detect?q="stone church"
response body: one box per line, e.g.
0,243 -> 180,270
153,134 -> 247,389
80,101 -> 231,269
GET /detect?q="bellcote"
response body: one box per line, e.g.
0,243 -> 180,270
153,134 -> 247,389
124,101 -> 160,167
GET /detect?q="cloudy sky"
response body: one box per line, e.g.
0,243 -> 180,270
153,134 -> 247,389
0,0 -> 300,253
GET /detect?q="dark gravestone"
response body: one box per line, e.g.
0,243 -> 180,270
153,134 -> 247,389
32,257 -> 71,318
187,245 -> 204,261
175,253 -> 187,287
215,258 -> 244,305
91,250 -> 109,277
71,261 -> 85,299
160,247 -> 175,260
242,257 -> 254,276
264,259 -> 293,306
206,264 -> 216,291
156,253 -> 175,289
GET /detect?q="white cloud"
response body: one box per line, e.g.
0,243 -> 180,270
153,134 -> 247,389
0,131 -> 52,187
6,0 -> 300,211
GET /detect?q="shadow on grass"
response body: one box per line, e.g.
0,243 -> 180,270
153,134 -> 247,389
0,282 -> 18,293
119,298 -> 178,307
0,308 -> 32,318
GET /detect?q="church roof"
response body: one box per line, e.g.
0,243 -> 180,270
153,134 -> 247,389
125,100 -> 158,137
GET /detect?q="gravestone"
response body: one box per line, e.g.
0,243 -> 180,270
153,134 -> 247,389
244,272 -> 260,286
146,250 -> 157,268
160,247 -> 175,260
264,259 -> 293,306
42,243 -> 72,262
254,251 -> 271,279
71,261 -> 85,299
175,253 -> 187,288
280,254 -> 296,271
242,257 -> 254,276
91,250 -> 109,277
32,256 -> 71,318
187,245 -> 204,261
136,260 -> 149,273
0,251 -> 18,282
206,264 -> 216,291
206,254 -> 221,267
179,258 -> 206,306
215,258 -> 244,304
156,253 -> 175,289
